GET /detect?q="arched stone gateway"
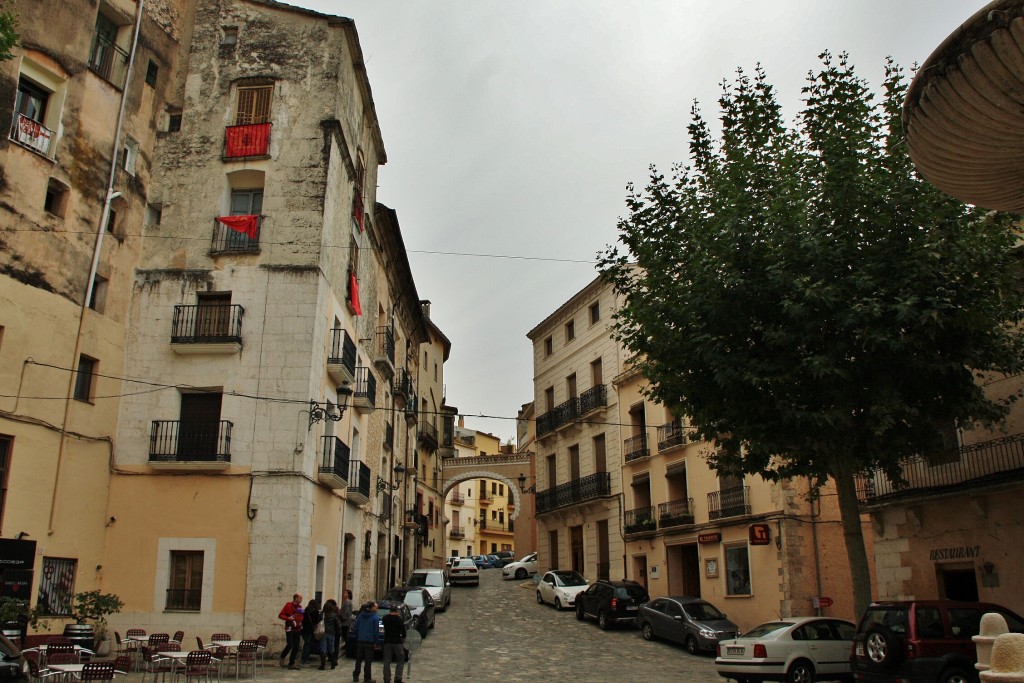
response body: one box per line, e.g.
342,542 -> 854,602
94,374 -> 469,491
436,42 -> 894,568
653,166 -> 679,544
441,453 -> 532,520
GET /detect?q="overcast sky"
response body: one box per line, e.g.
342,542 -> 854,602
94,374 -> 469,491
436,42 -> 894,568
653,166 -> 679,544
288,0 -> 978,442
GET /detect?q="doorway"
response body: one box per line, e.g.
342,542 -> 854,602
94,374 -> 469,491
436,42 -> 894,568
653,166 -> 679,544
570,526 -> 584,574
633,555 -> 648,589
938,566 -> 978,601
666,543 -> 701,597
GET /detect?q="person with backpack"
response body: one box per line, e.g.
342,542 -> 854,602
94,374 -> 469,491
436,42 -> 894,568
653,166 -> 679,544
351,601 -> 380,683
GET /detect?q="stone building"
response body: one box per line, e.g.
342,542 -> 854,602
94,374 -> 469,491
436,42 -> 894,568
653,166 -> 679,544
528,275 -> 862,630
1,0 -> 451,646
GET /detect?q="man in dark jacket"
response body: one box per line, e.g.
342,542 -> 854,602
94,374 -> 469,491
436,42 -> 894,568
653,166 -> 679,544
351,601 -> 380,683
381,603 -> 407,683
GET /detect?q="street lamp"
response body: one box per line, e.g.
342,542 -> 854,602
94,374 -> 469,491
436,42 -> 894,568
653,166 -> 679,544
517,473 -> 536,494
308,382 -> 353,430
377,463 -> 406,493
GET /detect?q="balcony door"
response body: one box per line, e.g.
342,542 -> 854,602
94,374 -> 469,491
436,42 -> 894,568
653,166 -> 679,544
196,293 -> 231,340
178,393 -> 222,460
570,525 -> 584,574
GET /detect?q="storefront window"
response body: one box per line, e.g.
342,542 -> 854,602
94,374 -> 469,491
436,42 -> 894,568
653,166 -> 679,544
725,544 -> 751,595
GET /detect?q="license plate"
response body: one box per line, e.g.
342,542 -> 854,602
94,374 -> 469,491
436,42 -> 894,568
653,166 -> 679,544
855,644 -> 864,657
727,646 -> 744,656
626,605 -> 638,611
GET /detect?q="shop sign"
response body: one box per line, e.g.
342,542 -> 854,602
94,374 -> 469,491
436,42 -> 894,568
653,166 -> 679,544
698,532 -> 721,544
749,524 -> 771,545
929,545 -> 980,561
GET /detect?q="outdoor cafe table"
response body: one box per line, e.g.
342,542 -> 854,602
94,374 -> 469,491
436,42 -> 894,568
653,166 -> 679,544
47,662 -> 124,680
158,650 -> 192,673
24,644 -> 94,665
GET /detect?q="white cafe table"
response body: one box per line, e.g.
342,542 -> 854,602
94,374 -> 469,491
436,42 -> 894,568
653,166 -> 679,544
210,640 -> 242,649
46,662 -> 124,680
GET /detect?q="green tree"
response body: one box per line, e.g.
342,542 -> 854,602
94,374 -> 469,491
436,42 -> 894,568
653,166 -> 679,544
0,0 -> 18,62
600,53 -> 1023,616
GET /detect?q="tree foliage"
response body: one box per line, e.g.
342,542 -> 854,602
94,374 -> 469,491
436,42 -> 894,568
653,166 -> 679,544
600,53 -> 1023,615
0,0 -> 18,62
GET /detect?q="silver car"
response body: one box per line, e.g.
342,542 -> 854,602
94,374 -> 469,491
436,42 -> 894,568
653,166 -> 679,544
638,596 -> 739,654
407,568 -> 451,611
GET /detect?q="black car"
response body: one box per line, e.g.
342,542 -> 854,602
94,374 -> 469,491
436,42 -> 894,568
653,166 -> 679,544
492,551 -> 515,568
575,579 -> 649,630
345,602 -> 415,657
381,587 -> 436,637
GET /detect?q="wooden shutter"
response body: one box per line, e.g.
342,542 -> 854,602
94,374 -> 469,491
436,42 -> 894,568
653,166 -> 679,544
235,86 -> 272,125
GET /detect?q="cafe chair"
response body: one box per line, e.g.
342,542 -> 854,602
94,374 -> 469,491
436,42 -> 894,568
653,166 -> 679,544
23,651 -> 63,683
79,661 -> 116,681
173,650 -> 214,683
140,646 -> 175,683
209,634 -> 231,644
112,655 -> 133,675
148,634 -> 170,648
253,636 -> 268,672
233,640 -> 258,680
172,631 -> 185,645
207,645 -> 229,682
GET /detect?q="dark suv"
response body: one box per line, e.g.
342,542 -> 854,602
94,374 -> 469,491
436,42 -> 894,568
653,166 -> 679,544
575,579 -> 649,630
850,600 -> 1024,683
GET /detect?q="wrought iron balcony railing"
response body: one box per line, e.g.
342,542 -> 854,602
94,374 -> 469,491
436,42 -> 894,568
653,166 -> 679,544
536,472 -> 612,514
856,433 -> 1024,504
211,216 -> 262,254
150,420 -> 232,464
375,326 -> 395,368
624,433 -> 650,462
88,32 -> 129,88
624,506 -> 657,534
405,397 -> 418,423
658,497 -> 695,528
708,485 -> 751,520
328,327 -> 357,384
657,419 -> 687,451
223,122 -> 271,158
165,588 -> 201,611
171,304 -> 244,345
577,384 -> 607,415
450,492 -> 465,505
536,411 -> 556,437
449,526 -> 465,539
347,460 -> 371,503
318,435 -> 351,488
418,422 -> 438,450
353,366 -> 376,409
9,113 -> 54,156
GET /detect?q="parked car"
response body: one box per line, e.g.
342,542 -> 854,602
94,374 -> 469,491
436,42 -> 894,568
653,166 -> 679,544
575,579 -> 649,630
406,568 -> 451,612
471,555 -> 494,569
381,587 -> 435,637
849,600 -> 1024,683
715,616 -> 855,683
487,554 -> 504,568
445,556 -> 458,569
493,550 -> 515,567
449,557 -> 480,586
638,596 -> 739,654
536,570 -> 589,611
502,552 -> 539,580
345,602 -> 415,657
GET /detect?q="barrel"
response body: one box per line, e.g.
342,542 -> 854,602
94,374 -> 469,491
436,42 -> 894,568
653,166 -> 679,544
63,623 -> 94,661
1,621 -> 22,648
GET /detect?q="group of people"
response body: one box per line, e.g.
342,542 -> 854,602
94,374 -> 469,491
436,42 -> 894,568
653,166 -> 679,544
278,590 -> 354,671
350,600 -> 407,683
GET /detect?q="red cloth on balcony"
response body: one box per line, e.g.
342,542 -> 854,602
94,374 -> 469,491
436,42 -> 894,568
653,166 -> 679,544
216,214 -> 259,239
348,272 -> 362,315
353,194 -> 365,232
224,122 -> 271,157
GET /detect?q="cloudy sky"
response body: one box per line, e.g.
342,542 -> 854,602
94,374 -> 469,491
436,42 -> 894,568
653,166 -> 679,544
289,0 -> 978,442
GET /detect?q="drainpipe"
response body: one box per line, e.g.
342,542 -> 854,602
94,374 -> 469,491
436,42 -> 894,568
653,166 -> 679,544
50,0 -> 144,534
810,481 -> 823,616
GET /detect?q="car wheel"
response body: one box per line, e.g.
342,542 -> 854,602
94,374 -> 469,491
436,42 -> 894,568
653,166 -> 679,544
641,622 -> 654,641
554,598 -> 563,611
938,667 -> 973,683
537,591 -> 545,605
786,659 -> 814,683
685,635 -> 699,655
429,614 -> 435,630
575,603 -> 585,621
598,610 -> 611,630
515,568 -> 527,579
864,625 -> 905,669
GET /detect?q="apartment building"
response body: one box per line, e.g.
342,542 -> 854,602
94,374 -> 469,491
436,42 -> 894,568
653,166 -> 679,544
1,0 -> 450,645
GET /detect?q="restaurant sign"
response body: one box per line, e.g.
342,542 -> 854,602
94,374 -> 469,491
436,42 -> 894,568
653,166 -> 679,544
929,545 -> 980,561
698,532 -> 722,544
749,524 -> 771,545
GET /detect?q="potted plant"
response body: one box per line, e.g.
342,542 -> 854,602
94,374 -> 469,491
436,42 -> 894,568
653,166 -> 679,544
69,591 -> 124,654
0,597 -> 48,647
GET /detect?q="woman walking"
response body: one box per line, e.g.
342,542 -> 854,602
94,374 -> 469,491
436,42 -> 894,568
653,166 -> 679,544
300,598 -> 321,665
320,599 -> 342,670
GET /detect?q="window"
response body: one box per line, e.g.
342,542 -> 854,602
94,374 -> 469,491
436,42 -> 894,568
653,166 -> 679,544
37,557 -> 76,615
145,204 -> 162,226
544,387 -> 554,412
549,530 -> 559,570
88,275 -> 107,312
590,301 -> 600,324
591,358 -> 603,386
724,544 -> 751,595
88,8 -> 130,88
13,61 -> 66,157
121,137 -> 138,176
498,484 -> 504,495
178,391 -> 224,460
167,551 -> 203,610
566,373 -> 577,400
74,355 -> 96,402
593,434 -> 606,473
105,208 -> 117,234
565,319 -> 575,342
221,26 -> 238,46
145,60 -> 159,87
235,86 -> 272,125
543,336 -> 553,356
0,437 -> 10,527
15,78 -> 48,124
168,112 -> 182,132
491,482 -> 497,495
44,179 -> 69,217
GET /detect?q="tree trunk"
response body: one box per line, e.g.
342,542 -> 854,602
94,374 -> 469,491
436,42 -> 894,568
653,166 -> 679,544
832,459 -> 873,618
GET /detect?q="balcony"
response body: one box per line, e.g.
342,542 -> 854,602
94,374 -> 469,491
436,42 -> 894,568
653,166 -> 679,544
353,366 -> 376,412
439,445 -> 457,459
318,435 -> 351,489
449,526 -> 465,539
708,486 -> 751,520
394,368 -> 415,406
210,216 -> 262,255
624,506 -> 657,535
149,420 -> 232,470
223,122 -> 271,159
9,114 -> 54,156
856,433 -> 1024,505
478,519 -> 513,533
658,497 -> 695,528
170,304 -> 244,354
327,327 -> 356,386
88,32 -> 129,89
450,492 -> 465,506
624,434 -> 650,462
577,384 -> 607,415
536,472 -> 612,514
405,397 -> 418,424
418,422 -> 438,451
374,326 -> 395,377
346,460 -> 371,505
383,422 -> 394,451
657,420 -> 687,452
478,494 -> 493,506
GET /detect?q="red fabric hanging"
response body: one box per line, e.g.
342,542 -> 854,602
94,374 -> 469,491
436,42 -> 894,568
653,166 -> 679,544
224,122 -> 271,157
216,214 -> 259,239
349,273 -> 362,315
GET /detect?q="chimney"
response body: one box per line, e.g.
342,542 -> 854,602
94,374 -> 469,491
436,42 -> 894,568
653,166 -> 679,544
458,416 -> 465,428
420,300 -> 432,318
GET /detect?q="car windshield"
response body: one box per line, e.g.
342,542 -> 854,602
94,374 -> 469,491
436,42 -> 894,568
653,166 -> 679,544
408,573 -> 443,587
614,584 -> 648,600
741,622 -> 791,638
685,602 -> 726,621
401,592 -> 424,607
552,571 -> 586,587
